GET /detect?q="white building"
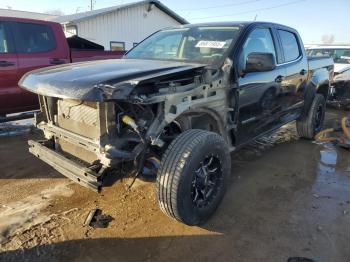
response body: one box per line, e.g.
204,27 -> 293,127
0,8 -> 57,20
52,0 -> 188,51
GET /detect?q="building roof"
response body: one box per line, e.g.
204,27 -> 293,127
306,45 -> 350,49
52,0 -> 188,25
0,8 -> 58,20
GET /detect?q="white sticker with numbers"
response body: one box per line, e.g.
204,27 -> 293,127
195,41 -> 226,49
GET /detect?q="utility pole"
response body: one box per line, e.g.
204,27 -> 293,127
90,0 -> 95,11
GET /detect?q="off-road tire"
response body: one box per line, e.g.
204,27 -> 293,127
156,129 -> 231,225
296,94 -> 326,139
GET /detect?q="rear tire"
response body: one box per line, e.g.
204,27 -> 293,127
156,129 -> 231,225
296,94 -> 326,139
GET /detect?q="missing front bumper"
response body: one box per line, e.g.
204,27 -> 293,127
28,140 -> 103,192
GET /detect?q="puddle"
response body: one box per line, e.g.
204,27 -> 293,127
317,142 -> 350,173
0,183 -> 73,244
320,149 -> 337,166
311,141 -> 350,201
318,149 -> 337,175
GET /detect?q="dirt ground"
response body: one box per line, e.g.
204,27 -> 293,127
0,109 -> 350,262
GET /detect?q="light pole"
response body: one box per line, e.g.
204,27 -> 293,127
90,0 -> 96,11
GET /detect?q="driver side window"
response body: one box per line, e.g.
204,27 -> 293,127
242,28 -> 276,64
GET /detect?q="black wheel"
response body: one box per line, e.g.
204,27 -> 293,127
296,94 -> 326,139
156,129 -> 231,225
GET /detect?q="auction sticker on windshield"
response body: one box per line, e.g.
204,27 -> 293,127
195,41 -> 226,49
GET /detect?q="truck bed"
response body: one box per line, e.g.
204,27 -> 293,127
308,55 -> 334,71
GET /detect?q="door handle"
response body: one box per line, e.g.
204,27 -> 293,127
49,58 -> 66,65
300,69 -> 307,75
275,75 -> 285,83
0,60 -> 15,67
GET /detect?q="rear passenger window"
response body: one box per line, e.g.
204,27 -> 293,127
13,22 -> 56,53
278,30 -> 300,62
0,22 -> 10,53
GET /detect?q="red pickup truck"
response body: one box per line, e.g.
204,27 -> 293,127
0,17 -> 124,116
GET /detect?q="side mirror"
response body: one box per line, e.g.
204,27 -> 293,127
244,52 -> 276,73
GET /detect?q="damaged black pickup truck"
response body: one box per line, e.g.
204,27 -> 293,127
20,22 -> 333,225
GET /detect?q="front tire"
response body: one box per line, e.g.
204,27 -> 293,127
296,94 -> 326,139
156,129 -> 231,225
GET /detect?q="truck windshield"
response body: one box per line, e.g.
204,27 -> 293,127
307,48 -> 350,64
126,26 -> 241,64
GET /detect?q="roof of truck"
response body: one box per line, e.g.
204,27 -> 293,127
164,21 -> 297,31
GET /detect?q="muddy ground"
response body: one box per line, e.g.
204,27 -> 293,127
0,109 -> 350,262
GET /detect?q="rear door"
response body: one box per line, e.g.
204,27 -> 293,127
0,20 -> 19,115
276,28 -> 308,113
10,21 -> 70,111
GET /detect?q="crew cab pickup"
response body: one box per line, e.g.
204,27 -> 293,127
0,17 -> 124,116
20,22 -> 333,225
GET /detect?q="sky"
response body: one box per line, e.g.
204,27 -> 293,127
0,0 -> 349,44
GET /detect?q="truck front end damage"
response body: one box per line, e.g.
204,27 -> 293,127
328,72 -> 350,108
22,59 -> 233,192
29,97 -> 119,191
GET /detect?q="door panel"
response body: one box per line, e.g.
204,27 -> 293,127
237,67 -> 286,143
277,29 -> 308,113
282,61 -> 308,108
10,21 -> 70,112
0,21 -> 20,115
236,27 -> 286,143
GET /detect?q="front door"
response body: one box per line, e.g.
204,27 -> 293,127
236,27 -> 286,144
0,20 -> 19,116
10,21 -> 69,113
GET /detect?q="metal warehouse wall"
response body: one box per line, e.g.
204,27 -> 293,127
75,4 -> 182,51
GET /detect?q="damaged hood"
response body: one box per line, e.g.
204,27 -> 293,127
19,59 -> 205,101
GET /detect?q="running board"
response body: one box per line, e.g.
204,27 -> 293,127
28,140 -> 102,192
0,110 -> 39,123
